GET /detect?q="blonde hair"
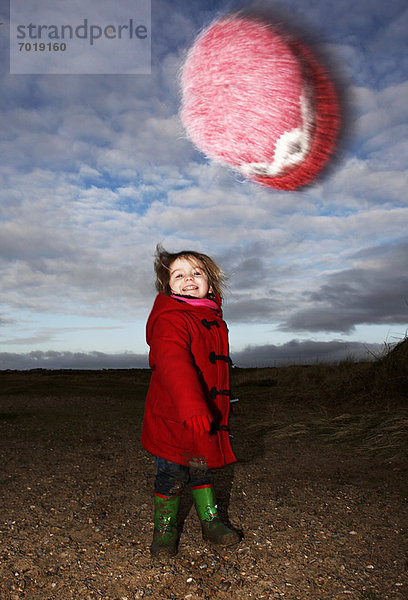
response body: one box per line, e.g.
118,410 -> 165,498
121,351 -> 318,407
154,244 -> 226,298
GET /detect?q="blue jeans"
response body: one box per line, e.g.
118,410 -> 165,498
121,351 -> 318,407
154,457 -> 214,496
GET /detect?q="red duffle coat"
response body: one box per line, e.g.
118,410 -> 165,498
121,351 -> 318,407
141,293 -> 236,469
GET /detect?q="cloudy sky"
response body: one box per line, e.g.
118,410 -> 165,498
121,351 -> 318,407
0,0 -> 407,369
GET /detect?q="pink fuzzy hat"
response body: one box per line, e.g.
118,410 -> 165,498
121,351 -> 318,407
180,15 -> 340,190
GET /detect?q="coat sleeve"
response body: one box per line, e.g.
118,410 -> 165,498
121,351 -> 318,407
148,313 -> 212,422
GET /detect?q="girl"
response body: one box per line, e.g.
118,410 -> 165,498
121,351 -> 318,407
141,245 -> 240,558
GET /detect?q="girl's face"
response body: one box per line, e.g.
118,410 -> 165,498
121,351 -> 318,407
169,256 -> 210,299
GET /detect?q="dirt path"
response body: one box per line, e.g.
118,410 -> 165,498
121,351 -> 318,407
0,370 -> 407,600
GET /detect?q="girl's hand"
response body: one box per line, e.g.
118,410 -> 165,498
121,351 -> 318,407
185,414 -> 212,435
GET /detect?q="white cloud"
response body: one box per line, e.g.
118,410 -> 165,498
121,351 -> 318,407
0,350 -> 148,370
281,240 -> 408,333
231,339 -> 383,367
0,0 -> 407,365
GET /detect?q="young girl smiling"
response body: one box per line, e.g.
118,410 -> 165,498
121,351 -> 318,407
141,245 -> 240,558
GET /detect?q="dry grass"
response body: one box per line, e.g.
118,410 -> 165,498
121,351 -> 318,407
264,412 -> 408,459
231,339 -> 408,460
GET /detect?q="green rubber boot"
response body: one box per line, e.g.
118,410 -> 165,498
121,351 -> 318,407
192,485 -> 240,546
150,493 -> 180,559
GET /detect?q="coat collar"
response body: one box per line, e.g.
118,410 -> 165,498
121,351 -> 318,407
147,293 -> 223,336
170,294 -> 219,310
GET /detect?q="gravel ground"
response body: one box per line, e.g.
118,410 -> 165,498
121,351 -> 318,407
0,369 -> 407,600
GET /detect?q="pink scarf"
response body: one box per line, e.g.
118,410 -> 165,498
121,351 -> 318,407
171,294 -> 218,310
